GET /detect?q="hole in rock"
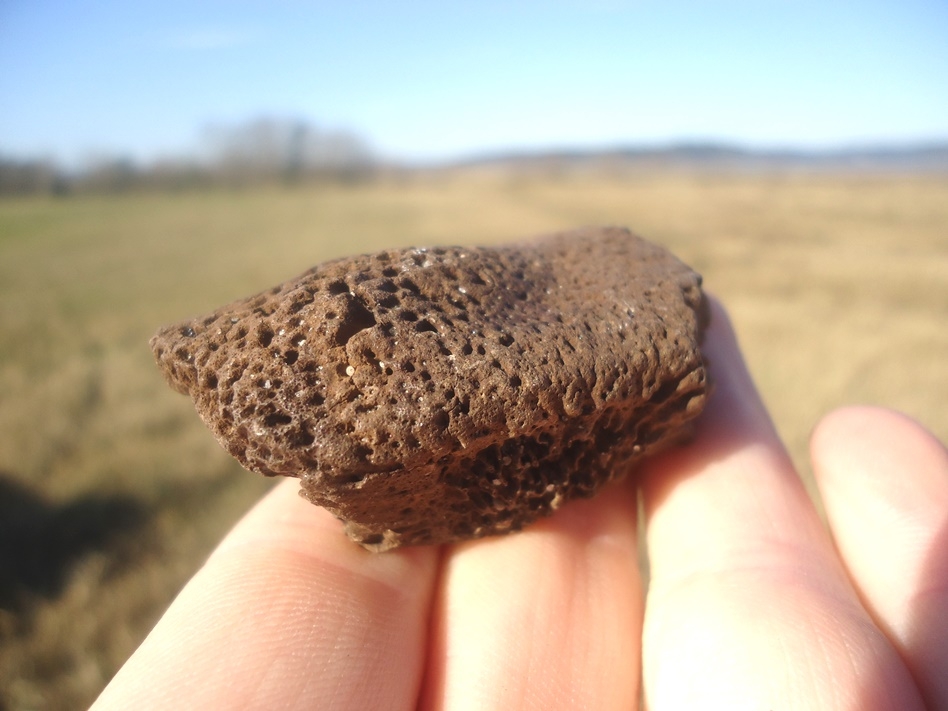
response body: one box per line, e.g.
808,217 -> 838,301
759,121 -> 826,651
334,301 -> 377,346
650,379 -> 679,404
262,412 -> 293,427
399,278 -> 421,294
290,428 -> 315,447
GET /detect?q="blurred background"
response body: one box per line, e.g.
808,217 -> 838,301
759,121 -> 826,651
1,1 -> 946,708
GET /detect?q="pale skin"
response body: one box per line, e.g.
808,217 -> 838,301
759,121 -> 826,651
92,298 -> 948,710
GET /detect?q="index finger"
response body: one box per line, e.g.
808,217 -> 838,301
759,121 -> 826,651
92,478 -> 439,711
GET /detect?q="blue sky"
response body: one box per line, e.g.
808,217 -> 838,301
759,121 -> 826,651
2,0 -> 947,166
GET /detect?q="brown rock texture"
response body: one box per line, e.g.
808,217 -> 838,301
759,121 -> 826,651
151,226 -> 710,550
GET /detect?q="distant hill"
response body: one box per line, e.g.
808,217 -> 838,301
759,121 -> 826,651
448,141 -> 948,173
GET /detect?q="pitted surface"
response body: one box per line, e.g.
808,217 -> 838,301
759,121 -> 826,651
151,226 -> 710,550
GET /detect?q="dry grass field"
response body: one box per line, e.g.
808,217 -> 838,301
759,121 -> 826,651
1,167 -> 946,709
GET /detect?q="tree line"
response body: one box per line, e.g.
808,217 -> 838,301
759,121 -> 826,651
0,118 -> 379,196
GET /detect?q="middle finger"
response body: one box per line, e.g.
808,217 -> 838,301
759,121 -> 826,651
420,477 -> 642,711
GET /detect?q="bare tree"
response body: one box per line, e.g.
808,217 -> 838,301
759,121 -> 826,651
201,117 -> 375,185
0,157 -> 65,195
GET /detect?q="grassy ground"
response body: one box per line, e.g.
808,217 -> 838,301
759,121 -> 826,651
1,168 -> 946,709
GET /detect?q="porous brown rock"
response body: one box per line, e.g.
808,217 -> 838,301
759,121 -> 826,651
151,226 -> 710,551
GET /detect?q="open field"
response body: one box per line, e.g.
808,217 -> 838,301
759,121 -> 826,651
1,168 -> 946,709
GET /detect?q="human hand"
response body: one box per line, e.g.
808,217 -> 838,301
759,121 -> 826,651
92,298 -> 948,710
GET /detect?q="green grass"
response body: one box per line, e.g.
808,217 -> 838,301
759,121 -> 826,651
1,170 -> 947,709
